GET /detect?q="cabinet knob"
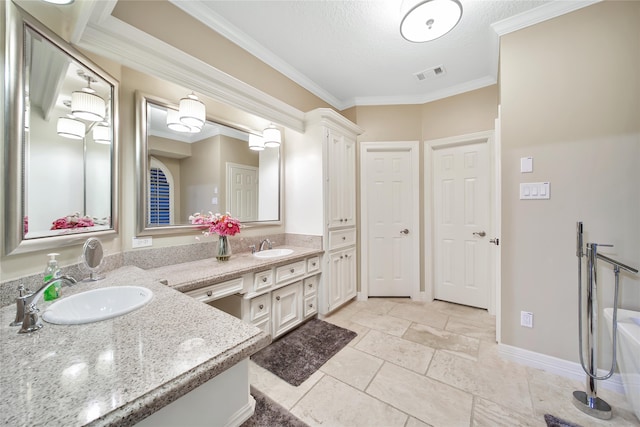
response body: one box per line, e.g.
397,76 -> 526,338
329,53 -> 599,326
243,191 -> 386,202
290,268 -> 295,273
312,262 -> 317,266
309,304 -> 313,308
344,218 -> 347,222
262,277 -> 267,282
308,283 -> 313,288
206,290 -> 213,297
276,296 -> 281,301
340,255 -> 344,259
342,236 -> 346,241
259,304 -> 264,310
340,219 -> 344,222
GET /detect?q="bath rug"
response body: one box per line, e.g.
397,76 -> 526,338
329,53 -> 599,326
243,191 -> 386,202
250,318 -> 357,386
544,414 -> 583,427
241,386 -> 308,427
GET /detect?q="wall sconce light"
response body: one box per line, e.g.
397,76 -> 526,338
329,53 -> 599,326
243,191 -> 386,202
179,93 -> 205,130
71,71 -> 106,122
400,0 -> 463,42
92,122 -> 111,144
57,116 -> 85,140
263,124 -> 281,148
248,134 -> 265,151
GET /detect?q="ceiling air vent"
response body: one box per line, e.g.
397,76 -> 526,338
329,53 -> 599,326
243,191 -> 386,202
414,65 -> 446,81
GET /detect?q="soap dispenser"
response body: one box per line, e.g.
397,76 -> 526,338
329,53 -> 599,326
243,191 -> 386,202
43,253 -> 61,301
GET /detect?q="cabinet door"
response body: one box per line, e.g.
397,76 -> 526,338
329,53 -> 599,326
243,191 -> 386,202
341,136 -> 357,227
343,247 -> 357,300
327,131 -> 346,229
327,251 -> 345,312
272,282 -> 302,338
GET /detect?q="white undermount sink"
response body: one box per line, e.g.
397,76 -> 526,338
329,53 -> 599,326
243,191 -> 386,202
253,248 -> 294,259
42,286 -> 153,325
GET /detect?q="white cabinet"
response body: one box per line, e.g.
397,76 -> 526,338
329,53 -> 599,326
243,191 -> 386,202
327,132 -> 357,228
326,247 -> 357,312
272,282 -> 303,337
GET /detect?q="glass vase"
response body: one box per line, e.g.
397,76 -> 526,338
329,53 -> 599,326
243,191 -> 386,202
216,235 -> 231,261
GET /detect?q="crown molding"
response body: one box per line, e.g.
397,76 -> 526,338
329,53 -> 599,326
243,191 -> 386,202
170,0 -> 344,111
76,14 -> 305,133
491,0 -> 602,36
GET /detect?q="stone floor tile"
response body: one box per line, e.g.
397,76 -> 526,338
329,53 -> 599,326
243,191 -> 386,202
350,309 -> 411,336
403,322 -> 480,360
319,346 -> 383,390
355,329 -> 434,374
388,302 -> 450,329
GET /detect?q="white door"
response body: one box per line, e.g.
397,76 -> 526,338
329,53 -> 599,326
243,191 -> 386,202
227,163 -> 258,222
433,142 -> 490,308
363,145 -> 417,297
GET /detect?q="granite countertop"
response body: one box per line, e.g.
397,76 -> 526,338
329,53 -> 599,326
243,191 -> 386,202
148,246 -> 324,293
0,266 -> 271,427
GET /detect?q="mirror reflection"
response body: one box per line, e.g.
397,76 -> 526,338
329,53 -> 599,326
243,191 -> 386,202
139,96 -> 280,233
23,25 -> 114,239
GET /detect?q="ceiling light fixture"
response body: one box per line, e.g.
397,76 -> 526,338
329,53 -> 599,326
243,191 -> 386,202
179,93 -> 205,130
166,108 -> 191,133
400,0 -> 463,43
57,116 -> 85,140
92,122 -> 111,144
72,72 -> 106,122
41,0 -> 75,4
248,134 -> 265,151
263,124 -> 281,148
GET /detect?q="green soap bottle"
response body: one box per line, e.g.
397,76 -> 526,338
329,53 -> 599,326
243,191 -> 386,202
43,253 -> 61,301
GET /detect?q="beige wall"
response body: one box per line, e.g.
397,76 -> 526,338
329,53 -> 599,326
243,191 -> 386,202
500,1 -> 640,364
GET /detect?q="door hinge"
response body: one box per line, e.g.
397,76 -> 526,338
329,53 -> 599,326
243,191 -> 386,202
490,238 -> 500,246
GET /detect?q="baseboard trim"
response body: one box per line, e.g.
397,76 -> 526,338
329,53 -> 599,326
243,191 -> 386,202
225,397 -> 256,427
498,343 -> 625,395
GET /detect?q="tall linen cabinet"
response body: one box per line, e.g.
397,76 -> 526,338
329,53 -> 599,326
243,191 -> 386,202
285,108 -> 363,315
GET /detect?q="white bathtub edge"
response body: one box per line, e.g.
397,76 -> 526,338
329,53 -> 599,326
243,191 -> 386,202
497,343 -> 625,395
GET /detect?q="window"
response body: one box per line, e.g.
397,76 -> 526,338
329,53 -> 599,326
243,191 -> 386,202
149,167 -> 170,225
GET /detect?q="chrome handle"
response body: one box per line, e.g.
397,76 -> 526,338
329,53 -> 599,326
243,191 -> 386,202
473,231 -> 486,237
290,268 -> 295,273
262,277 -> 267,282
259,304 -> 264,310
206,290 -> 213,297
276,296 -> 281,301
400,229 -> 409,235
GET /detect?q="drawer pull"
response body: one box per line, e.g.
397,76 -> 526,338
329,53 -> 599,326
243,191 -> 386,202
290,268 -> 295,273
308,283 -> 313,288
259,304 -> 264,310
342,236 -> 346,240
206,290 -> 213,297
309,304 -> 314,308
262,277 -> 267,282
276,296 -> 281,301
312,262 -> 317,267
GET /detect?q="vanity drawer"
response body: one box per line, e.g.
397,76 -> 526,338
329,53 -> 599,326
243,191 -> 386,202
329,228 -> 356,250
275,260 -> 306,285
249,293 -> 271,322
304,294 -> 317,317
253,270 -> 274,293
303,275 -> 318,296
307,256 -> 320,274
185,277 -> 244,304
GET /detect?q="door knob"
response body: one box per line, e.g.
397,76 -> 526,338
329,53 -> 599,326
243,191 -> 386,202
473,231 -> 486,237
400,229 -> 409,235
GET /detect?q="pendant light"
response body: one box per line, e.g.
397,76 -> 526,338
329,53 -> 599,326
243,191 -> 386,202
71,71 -> 106,122
263,124 -> 281,148
57,116 -> 85,140
179,93 -> 205,130
248,134 -> 265,151
166,108 -> 190,133
92,122 -> 111,144
400,0 -> 462,42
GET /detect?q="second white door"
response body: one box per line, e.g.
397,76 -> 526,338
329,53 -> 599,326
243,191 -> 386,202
363,145 -> 417,297
433,142 -> 490,308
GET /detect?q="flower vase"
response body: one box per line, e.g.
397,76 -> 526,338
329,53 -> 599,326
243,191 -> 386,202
216,235 -> 231,261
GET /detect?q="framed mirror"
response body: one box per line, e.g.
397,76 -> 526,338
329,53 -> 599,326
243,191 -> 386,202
4,3 -> 119,255
136,92 -> 281,235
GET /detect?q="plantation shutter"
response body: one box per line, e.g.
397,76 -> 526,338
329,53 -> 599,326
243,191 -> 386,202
149,167 -> 170,225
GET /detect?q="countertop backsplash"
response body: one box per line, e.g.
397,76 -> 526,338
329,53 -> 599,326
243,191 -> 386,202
0,233 -> 322,308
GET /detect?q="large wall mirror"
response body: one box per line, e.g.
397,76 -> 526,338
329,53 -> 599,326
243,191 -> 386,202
4,3 -> 119,255
136,92 -> 281,235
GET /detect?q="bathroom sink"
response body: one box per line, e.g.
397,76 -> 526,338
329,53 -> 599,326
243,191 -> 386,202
42,286 -> 153,325
253,248 -> 294,259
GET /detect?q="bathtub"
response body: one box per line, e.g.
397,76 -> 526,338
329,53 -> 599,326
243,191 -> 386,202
603,307 -> 640,422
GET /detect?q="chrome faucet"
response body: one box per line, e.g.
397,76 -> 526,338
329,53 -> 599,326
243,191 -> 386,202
15,275 -> 77,334
259,239 -> 273,251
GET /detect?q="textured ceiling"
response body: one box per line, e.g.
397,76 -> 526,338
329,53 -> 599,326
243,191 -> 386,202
171,0 -> 553,109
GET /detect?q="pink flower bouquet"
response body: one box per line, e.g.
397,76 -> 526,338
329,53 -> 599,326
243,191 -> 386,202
189,212 -> 241,237
51,213 -> 95,230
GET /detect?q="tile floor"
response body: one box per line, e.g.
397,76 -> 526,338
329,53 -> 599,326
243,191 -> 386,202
249,298 -> 639,427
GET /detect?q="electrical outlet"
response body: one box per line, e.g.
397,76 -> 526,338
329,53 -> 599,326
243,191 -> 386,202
521,311 -> 533,328
132,237 -> 152,248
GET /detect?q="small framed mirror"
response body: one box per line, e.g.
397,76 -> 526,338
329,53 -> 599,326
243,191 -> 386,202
4,3 -> 119,255
136,92 -> 282,235
81,237 -> 104,281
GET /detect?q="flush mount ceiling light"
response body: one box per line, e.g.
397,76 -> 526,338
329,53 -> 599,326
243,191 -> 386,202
400,0 -> 463,43
72,71 -> 106,121
92,122 -> 111,144
263,124 -> 281,148
248,134 -> 265,151
57,116 -> 85,140
179,93 -> 206,130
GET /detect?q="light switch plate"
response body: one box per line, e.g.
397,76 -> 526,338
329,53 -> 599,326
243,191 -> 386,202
520,157 -> 533,173
520,182 -> 550,200
132,237 -> 153,248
